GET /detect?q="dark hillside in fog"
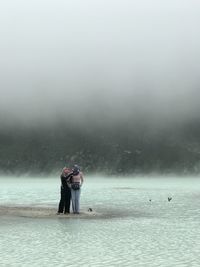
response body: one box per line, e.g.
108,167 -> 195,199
1,120 -> 200,175
1,1 -> 200,175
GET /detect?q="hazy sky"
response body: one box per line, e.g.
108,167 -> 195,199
0,0 -> 200,127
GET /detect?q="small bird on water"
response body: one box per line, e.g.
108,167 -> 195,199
168,197 -> 172,202
88,208 -> 93,212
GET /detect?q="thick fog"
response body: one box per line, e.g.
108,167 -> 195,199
0,0 -> 200,128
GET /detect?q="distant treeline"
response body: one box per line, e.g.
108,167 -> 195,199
0,120 -> 200,175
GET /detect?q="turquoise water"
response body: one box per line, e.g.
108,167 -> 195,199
0,176 -> 200,266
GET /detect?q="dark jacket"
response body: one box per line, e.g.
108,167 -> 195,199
60,173 -> 73,190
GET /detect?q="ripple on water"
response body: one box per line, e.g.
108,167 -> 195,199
1,177 -> 200,266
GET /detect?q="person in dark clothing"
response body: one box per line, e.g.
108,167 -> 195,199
57,167 -> 73,214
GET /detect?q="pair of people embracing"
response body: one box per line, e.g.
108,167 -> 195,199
57,165 -> 84,215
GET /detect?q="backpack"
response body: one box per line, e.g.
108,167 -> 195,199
71,182 -> 80,190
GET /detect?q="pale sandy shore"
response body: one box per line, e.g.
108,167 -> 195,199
0,205 -> 151,219
0,205 -> 101,219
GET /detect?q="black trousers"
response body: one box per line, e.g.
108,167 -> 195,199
58,186 -> 71,213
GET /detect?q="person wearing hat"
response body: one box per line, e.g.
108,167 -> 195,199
57,167 -> 73,214
70,165 -> 84,214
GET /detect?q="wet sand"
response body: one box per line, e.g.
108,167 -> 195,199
0,205 -> 100,219
0,205 -> 153,220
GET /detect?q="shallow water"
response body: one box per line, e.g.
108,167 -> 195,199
0,176 -> 200,266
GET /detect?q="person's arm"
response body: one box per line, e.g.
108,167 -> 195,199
66,172 -> 73,182
80,172 -> 84,185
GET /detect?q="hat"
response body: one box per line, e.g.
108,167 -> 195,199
72,165 -> 80,175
